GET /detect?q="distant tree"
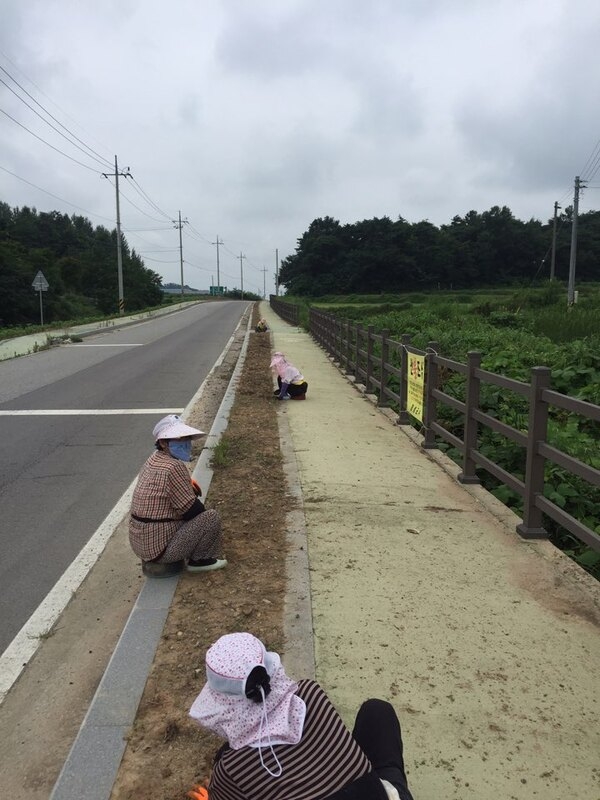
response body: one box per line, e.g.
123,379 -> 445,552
0,203 -> 166,324
278,206 -> 600,297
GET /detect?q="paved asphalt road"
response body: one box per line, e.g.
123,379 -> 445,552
0,300 -> 247,653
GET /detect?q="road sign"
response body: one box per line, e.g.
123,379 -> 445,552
32,270 -> 49,292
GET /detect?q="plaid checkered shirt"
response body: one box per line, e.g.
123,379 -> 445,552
129,450 -> 196,560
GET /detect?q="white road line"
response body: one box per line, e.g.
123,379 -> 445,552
0,409 -> 184,416
66,344 -> 144,347
0,309 -> 248,706
0,477 -> 137,704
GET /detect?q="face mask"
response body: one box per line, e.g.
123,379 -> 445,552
168,440 -> 192,461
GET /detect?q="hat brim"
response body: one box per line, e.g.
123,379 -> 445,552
155,421 -> 205,441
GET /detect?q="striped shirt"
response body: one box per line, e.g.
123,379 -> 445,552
129,450 -> 195,560
209,680 -> 384,800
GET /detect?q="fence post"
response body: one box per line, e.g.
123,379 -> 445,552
308,307 -> 316,342
317,310 -> 325,350
345,319 -> 352,373
516,366 -> 551,539
335,316 -> 342,363
422,341 -> 439,449
398,334 -> 411,424
354,323 -> 361,383
378,329 -> 390,407
365,326 -> 374,394
458,351 -> 482,484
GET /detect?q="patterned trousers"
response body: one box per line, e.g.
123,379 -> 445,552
157,509 -> 223,562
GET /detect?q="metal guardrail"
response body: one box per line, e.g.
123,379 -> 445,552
309,306 -> 600,554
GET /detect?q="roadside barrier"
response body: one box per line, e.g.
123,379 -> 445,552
304,305 -> 600,557
269,295 -> 299,326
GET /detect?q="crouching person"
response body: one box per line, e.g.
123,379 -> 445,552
270,351 -> 308,400
190,632 -> 415,800
129,414 -> 227,573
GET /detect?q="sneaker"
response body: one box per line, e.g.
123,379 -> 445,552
186,557 -> 228,573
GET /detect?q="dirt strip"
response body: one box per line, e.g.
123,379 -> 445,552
110,313 -> 290,800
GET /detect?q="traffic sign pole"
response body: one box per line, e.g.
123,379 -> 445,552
31,270 -> 49,326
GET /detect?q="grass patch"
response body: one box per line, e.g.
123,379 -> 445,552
210,439 -> 231,468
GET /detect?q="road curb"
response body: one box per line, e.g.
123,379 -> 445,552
49,310 -> 253,800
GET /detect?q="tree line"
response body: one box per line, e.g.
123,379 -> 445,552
278,206 -> 600,296
0,202 -> 164,326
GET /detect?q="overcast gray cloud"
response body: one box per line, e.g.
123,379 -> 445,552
1,0 -> 599,295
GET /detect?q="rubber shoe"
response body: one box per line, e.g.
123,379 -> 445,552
187,557 -> 227,573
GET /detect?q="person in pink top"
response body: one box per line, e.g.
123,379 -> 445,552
270,352 -> 308,400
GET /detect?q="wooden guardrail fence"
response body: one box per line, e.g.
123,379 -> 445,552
305,305 -> 600,554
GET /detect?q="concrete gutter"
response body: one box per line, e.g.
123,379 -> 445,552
49,312 -> 252,800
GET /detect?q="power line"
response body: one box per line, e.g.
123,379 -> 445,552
137,248 -> 179,253
0,47 -> 114,159
104,176 -> 168,223
186,222 -> 213,245
184,259 -> 213,273
579,136 -> 600,182
128,176 -> 174,221
221,242 -> 239,259
122,226 -> 173,232
183,227 -> 210,244
0,69 -> 112,169
0,106 -> 102,173
0,163 -> 114,222
140,256 -> 180,264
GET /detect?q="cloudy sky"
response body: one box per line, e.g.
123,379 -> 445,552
1,0 -> 600,296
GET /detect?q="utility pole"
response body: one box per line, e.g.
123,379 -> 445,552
261,265 -> 268,299
567,176 -> 585,306
212,235 -> 223,294
239,252 -> 246,299
102,156 -> 130,315
275,248 -> 279,296
550,201 -> 560,281
173,210 -> 188,297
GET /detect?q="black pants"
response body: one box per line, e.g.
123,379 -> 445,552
352,700 -> 415,800
277,377 -> 308,397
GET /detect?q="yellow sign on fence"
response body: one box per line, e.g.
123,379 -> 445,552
407,354 -> 425,422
